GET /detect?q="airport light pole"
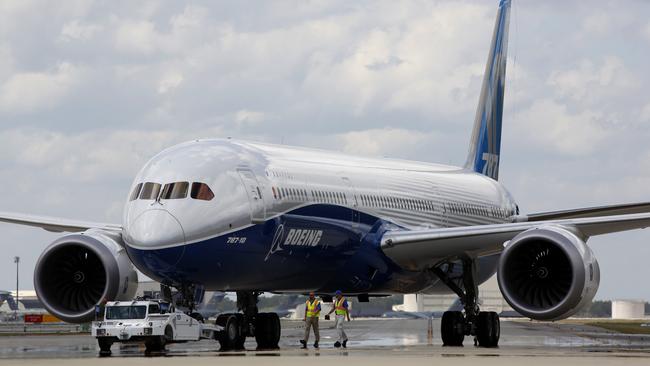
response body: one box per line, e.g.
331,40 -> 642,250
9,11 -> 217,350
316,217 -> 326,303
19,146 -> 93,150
14,256 -> 19,320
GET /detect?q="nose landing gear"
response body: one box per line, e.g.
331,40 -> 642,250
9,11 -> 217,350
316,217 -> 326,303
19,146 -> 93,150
432,257 -> 501,348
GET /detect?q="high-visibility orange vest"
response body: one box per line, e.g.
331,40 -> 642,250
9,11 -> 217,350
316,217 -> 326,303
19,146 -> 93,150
306,299 -> 321,317
335,297 -> 347,315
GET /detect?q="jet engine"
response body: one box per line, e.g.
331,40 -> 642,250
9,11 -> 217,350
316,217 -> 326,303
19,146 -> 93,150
34,229 -> 138,323
497,226 -> 600,321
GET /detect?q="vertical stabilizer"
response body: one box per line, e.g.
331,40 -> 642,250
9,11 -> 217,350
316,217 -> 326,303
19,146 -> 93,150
464,0 -> 511,180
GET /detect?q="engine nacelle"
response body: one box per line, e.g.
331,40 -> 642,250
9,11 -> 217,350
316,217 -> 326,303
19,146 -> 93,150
34,229 -> 138,323
497,226 -> 600,321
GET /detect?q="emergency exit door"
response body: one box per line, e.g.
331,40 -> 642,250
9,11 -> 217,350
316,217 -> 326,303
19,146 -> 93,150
237,169 -> 265,223
341,177 -> 360,227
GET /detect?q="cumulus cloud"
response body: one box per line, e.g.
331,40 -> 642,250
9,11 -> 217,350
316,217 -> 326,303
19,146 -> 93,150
0,127 -> 223,182
301,2 -> 491,117
547,57 -> 637,104
512,99 -> 609,156
0,62 -> 84,113
113,20 -> 159,55
0,44 -> 14,81
643,22 -> 650,41
641,103 -> 650,123
581,12 -> 611,34
157,72 -> 184,94
337,128 -> 432,157
59,20 -> 102,42
235,110 -> 266,126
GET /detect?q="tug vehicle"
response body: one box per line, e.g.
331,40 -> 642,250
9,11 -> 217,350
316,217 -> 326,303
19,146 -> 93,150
91,300 -> 221,354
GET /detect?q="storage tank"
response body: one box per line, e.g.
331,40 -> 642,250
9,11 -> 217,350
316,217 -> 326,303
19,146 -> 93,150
611,300 -> 645,319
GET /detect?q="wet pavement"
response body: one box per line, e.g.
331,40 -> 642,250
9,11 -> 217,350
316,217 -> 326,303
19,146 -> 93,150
1,318 -> 649,364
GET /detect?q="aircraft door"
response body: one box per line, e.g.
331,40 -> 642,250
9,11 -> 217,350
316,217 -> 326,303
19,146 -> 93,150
237,169 -> 266,224
341,177 -> 360,227
431,182 -> 447,227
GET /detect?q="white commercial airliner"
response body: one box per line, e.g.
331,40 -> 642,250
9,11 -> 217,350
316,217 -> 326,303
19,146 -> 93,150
2,0 -> 650,350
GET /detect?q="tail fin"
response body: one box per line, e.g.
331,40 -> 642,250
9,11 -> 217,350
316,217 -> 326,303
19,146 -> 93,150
464,0 -> 511,180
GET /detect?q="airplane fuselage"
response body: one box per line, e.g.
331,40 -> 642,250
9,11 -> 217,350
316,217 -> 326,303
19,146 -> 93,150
122,139 -> 518,295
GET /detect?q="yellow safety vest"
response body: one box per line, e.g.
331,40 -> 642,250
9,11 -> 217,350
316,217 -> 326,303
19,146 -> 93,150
335,297 -> 347,315
306,299 -> 321,317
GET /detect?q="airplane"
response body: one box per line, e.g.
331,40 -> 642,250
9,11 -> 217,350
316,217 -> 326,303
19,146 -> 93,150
2,0 -> 650,349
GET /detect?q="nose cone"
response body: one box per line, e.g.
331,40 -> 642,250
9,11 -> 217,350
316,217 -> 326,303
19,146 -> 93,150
125,209 -> 185,248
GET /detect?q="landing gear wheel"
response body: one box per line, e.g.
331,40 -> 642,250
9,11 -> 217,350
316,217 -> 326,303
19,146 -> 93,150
97,338 -> 113,355
255,313 -> 281,349
476,311 -> 500,348
221,314 -> 245,351
441,311 -> 465,346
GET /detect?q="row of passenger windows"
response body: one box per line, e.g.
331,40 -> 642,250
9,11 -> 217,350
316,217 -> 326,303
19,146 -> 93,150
269,170 -> 295,180
447,202 -> 510,218
272,187 -> 349,205
271,185 -> 511,218
272,186 -> 432,213
129,182 -> 214,201
360,194 -> 434,212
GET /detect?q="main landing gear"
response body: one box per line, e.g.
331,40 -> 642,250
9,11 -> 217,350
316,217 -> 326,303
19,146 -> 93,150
432,257 -> 500,348
215,291 -> 281,351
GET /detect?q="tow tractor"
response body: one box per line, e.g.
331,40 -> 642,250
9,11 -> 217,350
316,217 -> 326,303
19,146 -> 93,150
91,300 -> 222,354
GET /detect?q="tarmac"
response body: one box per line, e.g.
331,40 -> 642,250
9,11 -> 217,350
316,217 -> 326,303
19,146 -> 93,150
1,318 -> 649,365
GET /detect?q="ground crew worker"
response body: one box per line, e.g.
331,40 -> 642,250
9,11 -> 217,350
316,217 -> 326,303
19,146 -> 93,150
326,290 -> 350,348
300,292 -> 321,349
94,297 -> 107,321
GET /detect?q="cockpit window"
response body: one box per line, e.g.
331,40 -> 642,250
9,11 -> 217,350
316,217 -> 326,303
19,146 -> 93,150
161,182 -> 189,199
191,182 -> 214,201
129,183 -> 143,201
139,182 -> 161,200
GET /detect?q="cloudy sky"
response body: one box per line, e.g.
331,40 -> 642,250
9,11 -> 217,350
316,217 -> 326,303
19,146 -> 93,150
1,0 -> 650,301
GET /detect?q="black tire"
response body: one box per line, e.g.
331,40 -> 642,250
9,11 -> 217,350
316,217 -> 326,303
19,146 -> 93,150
145,336 -> 166,353
270,313 -> 281,346
223,314 -> 245,350
441,311 -> 465,346
164,325 -> 174,343
255,313 -> 281,349
216,314 -> 231,350
97,338 -> 112,354
476,311 -> 500,348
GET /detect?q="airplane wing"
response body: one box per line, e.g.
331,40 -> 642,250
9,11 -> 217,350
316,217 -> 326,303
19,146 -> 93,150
381,212 -> 650,271
0,211 -> 122,233
525,202 -> 650,221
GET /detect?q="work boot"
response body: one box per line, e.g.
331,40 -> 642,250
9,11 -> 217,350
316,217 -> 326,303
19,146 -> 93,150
334,341 -> 341,348
342,340 -> 347,348
300,340 -> 307,349
313,341 -> 319,349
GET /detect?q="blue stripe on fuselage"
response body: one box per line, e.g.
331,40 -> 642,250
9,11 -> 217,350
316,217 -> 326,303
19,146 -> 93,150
125,204 -> 410,293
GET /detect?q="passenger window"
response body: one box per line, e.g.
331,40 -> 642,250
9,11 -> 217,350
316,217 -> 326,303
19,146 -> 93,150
129,183 -> 143,201
140,182 -> 161,200
191,182 -> 214,201
161,182 -> 189,199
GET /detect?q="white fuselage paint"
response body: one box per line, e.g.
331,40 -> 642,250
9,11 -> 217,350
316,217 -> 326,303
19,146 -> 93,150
123,139 -> 518,251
